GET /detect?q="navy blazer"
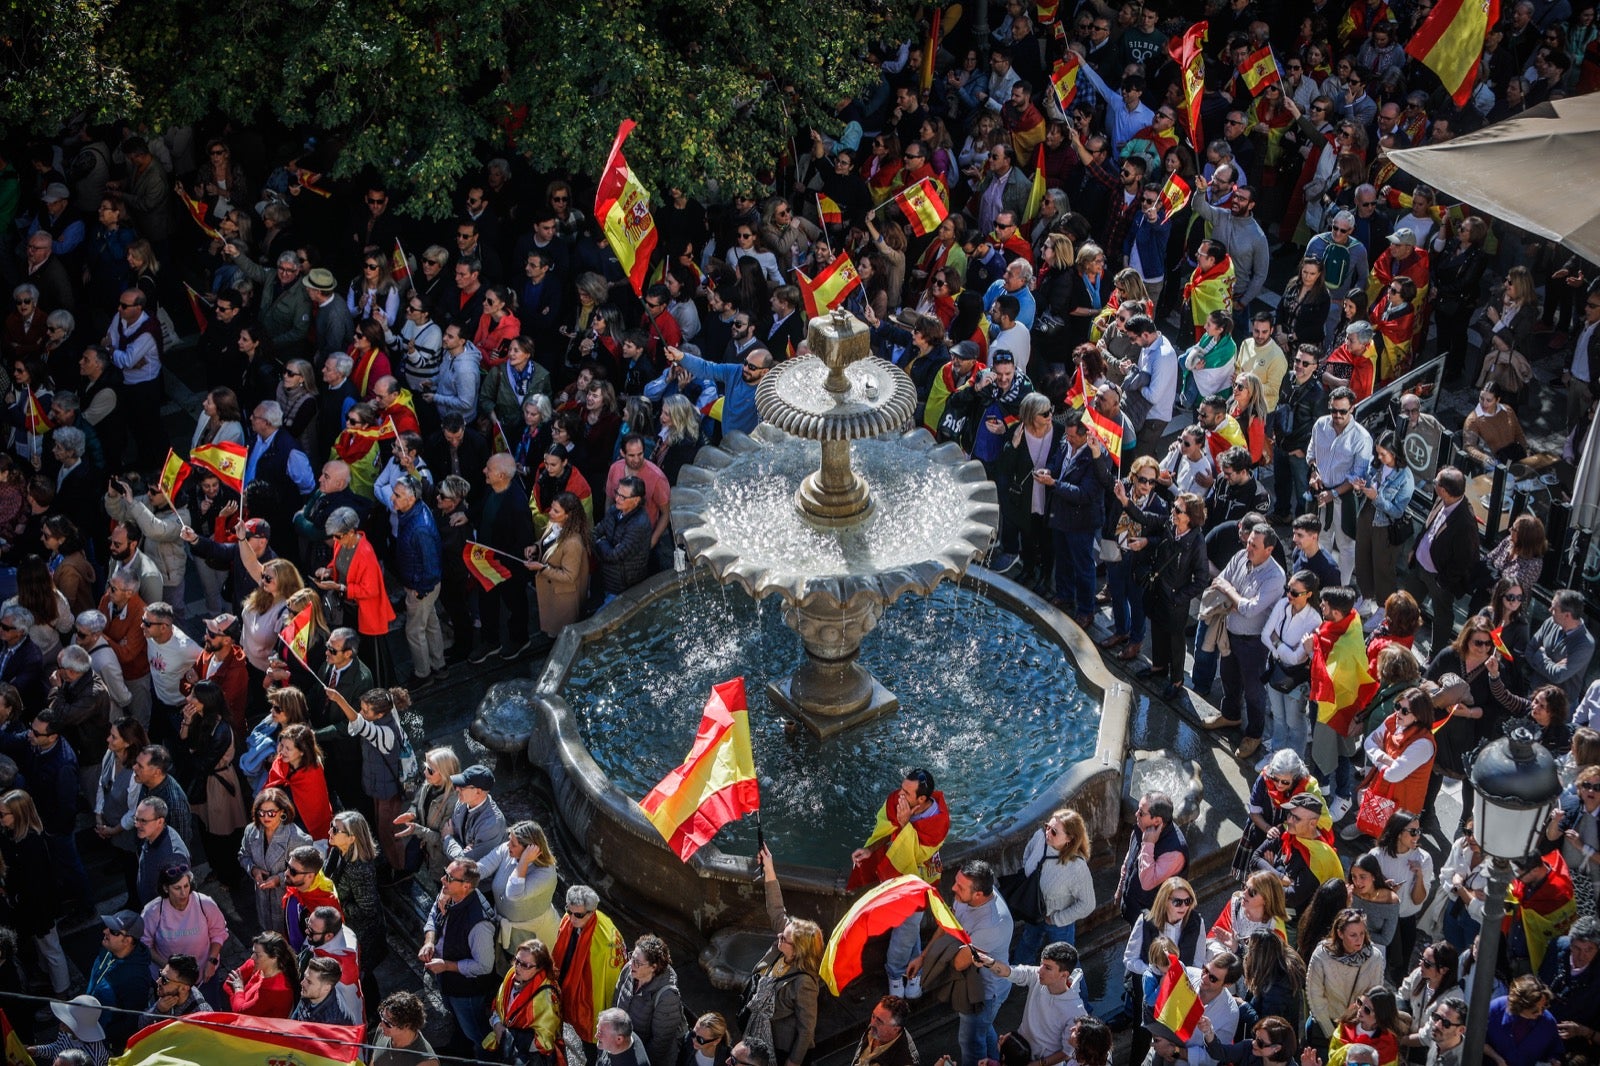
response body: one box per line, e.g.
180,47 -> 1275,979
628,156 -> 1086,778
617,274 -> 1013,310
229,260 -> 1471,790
1045,438 -> 1115,534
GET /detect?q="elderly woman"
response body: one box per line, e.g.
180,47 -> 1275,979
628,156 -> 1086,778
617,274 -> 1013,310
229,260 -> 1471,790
394,746 -> 460,885
3,285 -> 47,362
746,847 -> 823,1066
237,787 -> 312,934
477,820 -> 562,956
614,934 -> 686,1066
315,506 -> 395,684
512,393 -> 554,481
140,862 -> 228,1001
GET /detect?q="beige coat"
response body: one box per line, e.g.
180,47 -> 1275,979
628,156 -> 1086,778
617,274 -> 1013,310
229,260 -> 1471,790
536,533 -> 589,636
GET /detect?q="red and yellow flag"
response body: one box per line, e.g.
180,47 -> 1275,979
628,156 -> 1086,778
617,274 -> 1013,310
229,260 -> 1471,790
177,186 -> 222,240
488,412 -> 512,455
919,8 -> 942,93
1239,44 -> 1281,95
158,449 -> 191,503
821,874 -> 969,995
1025,142 -> 1048,223
594,119 -> 659,297
296,169 -> 334,198
183,282 -> 210,334
1050,52 -> 1082,113
391,237 -> 411,283
638,678 -> 760,861
1064,361 -> 1089,409
1037,0 -> 1060,26
464,542 -> 514,591
817,192 -> 843,226
1168,22 -> 1209,148
796,253 -> 863,318
23,388 -> 53,435
111,1012 -> 365,1066
1491,624 -> 1514,661
1158,172 -> 1193,223
190,441 -> 249,493
1507,852 -> 1577,973
1087,404 -> 1124,465
889,177 -> 950,237
1154,953 -> 1204,1041
2,1006 -> 33,1066
1406,0 -> 1499,106
279,602 -> 314,669
1311,610 -> 1377,735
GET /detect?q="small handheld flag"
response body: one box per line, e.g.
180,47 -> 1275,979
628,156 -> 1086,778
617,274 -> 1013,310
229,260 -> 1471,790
391,238 -> 411,283
888,177 -> 950,238
279,602 -> 314,669
23,388 -> 54,435
1153,953 -> 1204,1040
1238,44 -> 1281,95
1087,404 -> 1125,465
190,441 -> 249,493
183,282 -> 211,335
796,253 -> 863,317
1158,172 -> 1193,223
817,192 -> 843,226
158,449 -> 192,502
178,186 -> 222,240
1168,22 -> 1209,147
1050,52 -> 1082,113
488,413 -> 512,455
464,542 -> 514,591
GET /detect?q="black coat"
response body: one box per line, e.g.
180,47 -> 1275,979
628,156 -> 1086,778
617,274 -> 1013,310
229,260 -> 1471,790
424,427 -> 492,503
1415,497 -> 1479,596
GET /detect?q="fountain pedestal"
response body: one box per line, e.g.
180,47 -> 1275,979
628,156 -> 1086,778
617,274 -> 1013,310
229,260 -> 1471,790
766,596 -> 900,738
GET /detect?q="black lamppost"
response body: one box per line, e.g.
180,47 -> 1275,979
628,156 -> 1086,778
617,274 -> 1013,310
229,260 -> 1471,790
1461,723 -> 1562,1066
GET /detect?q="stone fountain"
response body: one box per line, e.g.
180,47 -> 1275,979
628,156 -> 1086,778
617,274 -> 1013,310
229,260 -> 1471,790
669,310 -> 999,737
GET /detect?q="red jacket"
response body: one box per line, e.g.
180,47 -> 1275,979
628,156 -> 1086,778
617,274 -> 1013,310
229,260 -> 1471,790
265,757 -> 333,841
333,534 -> 395,637
184,644 -> 250,736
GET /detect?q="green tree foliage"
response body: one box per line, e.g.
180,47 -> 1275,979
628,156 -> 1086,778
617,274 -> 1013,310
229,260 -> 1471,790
4,0 -> 916,218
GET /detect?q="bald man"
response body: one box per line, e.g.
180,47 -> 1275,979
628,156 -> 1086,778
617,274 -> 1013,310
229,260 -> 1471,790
467,453 -> 536,662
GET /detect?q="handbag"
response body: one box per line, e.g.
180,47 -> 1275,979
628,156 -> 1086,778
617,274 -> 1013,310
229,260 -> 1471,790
1268,659 -> 1312,693
1099,537 -> 1123,563
1386,512 -> 1415,546
998,852 -> 1048,924
1355,782 -> 1399,838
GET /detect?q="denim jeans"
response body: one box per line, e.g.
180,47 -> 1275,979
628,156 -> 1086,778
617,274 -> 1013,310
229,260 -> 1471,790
1105,555 -> 1148,641
1265,682 -> 1311,760
1220,637 -> 1270,739
958,988 -> 1007,1066
1052,530 -> 1097,616
1191,626 -> 1220,694
1441,896 -> 1480,954
445,992 -> 492,1059
1015,920 -> 1077,964
886,912 -> 922,984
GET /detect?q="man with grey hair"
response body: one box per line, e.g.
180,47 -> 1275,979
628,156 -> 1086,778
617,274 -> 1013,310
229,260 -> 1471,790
133,796 -> 190,907
141,602 -> 200,745
597,1007 -> 646,1066
0,604 -> 45,709
1305,211 -> 1371,344
551,884 -> 626,1058
104,288 -> 165,467
229,246 -> 313,355
47,643 -> 110,769
244,399 -> 315,556
75,610 -> 132,713
1524,589 -> 1596,706
317,353 -> 360,456
984,255 -> 1038,330
24,230 -> 75,315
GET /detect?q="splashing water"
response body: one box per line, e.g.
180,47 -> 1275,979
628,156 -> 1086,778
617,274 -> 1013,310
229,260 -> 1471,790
565,582 -> 1100,868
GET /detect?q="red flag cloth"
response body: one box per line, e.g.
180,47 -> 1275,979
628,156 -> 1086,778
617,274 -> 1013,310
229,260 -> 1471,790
820,874 -> 969,994
117,1012 -> 365,1065
796,253 -> 864,317
594,119 -> 659,297
1168,22 -> 1209,147
1154,952 -> 1205,1040
464,542 -> 514,591
190,441 -> 249,492
158,449 -> 191,502
183,282 -> 210,334
178,186 -> 222,240
637,678 -> 761,860
1406,0 -> 1500,105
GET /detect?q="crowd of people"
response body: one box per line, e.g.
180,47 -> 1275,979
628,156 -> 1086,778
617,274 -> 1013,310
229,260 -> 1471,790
3,0 -> 1600,1062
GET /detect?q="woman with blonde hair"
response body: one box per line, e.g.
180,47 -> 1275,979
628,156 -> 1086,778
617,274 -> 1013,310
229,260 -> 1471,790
1015,807 -> 1095,961
277,357 -> 320,456
1104,455 -> 1169,664
478,820 -> 562,953
677,1012 -> 733,1066
489,938 -> 565,1064
654,394 -> 701,485
1476,265 -> 1538,402
327,809 -> 384,1014
0,789 -> 70,994
394,745 -> 459,884
1209,869 -> 1290,954
749,846 -> 824,1066
238,542 -> 304,718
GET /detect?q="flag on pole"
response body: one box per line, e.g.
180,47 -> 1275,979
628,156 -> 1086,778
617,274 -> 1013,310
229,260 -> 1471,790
1036,0 -> 1060,27
820,874 -> 969,995
2,1006 -> 33,1066
23,388 -> 54,435
796,253 -> 864,317
1025,142 -> 1048,223
1158,172 -> 1193,222
110,1012 -> 365,1066
488,412 -> 512,455
919,8 -> 942,93
594,119 -> 660,297
183,282 -> 210,334
1238,44 -> 1281,95
638,677 -> 762,861
1063,362 -> 1088,409
888,177 -> 950,237
190,441 -> 249,493
177,186 -> 222,240
1049,52 -> 1082,113
158,449 -> 191,502
463,542 -> 514,591
296,169 -> 335,198
1405,0 -> 1499,106
279,603 -> 314,669
391,237 -> 411,283
1153,953 -> 1205,1040
817,192 -> 843,226
1087,404 -> 1124,465
1491,624 -> 1514,661
1168,22 -> 1209,147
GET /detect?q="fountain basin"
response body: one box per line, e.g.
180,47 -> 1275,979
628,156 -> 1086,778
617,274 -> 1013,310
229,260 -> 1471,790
508,566 -> 1131,935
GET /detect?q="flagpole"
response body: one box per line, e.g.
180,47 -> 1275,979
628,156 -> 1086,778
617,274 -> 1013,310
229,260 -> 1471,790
468,541 -> 529,564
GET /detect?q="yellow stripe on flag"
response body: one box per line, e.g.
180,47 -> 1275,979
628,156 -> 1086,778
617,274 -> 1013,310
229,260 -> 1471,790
638,678 -> 760,860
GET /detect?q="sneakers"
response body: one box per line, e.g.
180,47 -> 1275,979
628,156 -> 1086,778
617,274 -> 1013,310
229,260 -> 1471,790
904,975 -> 923,1000
888,976 -> 906,997
1339,821 -> 1366,841
992,552 -> 1021,575
501,638 -> 535,660
1329,795 -> 1352,822
467,644 -> 501,665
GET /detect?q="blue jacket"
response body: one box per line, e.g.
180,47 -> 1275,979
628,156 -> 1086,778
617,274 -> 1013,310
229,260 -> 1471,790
0,733 -> 77,834
1045,438 -> 1115,534
676,351 -> 761,435
1123,211 -> 1173,281
1360,459 -> 1415,527
394,501 -> 443,595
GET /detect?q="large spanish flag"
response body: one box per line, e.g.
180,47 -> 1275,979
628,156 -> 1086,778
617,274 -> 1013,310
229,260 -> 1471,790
821,874 -> 969,994
595,119 -> 659,297
638,678 -> 760,861
1506,852 -> 1577,973
1310,609 -> 1377,735
111,1012 -> 364,1066
796,253 -> 863,317
1168,22 -> 1209,148
190,440 -> 249,492
1406,0 -> 1499,106
889,177 -> 950,237
1153,953 -> 1204,1041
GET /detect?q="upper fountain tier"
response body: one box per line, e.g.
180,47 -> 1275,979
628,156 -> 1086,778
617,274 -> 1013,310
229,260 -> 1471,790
753,311 -> 917,441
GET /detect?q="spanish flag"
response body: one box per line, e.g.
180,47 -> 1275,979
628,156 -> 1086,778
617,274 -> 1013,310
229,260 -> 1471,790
638,678 -> 760,861
594,119 -> 659,297
488,412 -> 512,455
190,440 -> 249,493
158,449 -> 191,502
1407,0 -> 1500,106
111,1012 -> 364,1066
919,8 -> 942,93
1310,609 -> 1377,736
183,282 -> 210,334
1491,624 -> 1514,661
1153,953 -> 1204,1041
1507,852 -> 1577,973
1064,361 -> 1089,409
2,1006 -> 33,1066
1158,172 -> 1192,223
821,874 -> 968,995
464,542 -> 514,591
1168,22 -> 1209,147
1238,44 -> 1280,95
177,186 -> 222,241
279,602 -> 315,668
889,177 -> 950,237
796,253 -> 864,318
1036,0 -> 1060,26
1087,404 -> 1124,465
391,237 -> 411,283
23,388 -> 54,435
1025,142 -> 1048,223
1050,52 -> 1082,113
817,192 -> 843,226
296,169 -> 335,198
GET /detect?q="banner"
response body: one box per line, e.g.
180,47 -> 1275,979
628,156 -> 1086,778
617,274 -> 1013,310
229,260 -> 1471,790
594,119 -> 660,296
820,874 -> 968,995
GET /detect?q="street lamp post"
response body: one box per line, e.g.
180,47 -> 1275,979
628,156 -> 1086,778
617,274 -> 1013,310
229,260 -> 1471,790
1461,723 -> 1562,1066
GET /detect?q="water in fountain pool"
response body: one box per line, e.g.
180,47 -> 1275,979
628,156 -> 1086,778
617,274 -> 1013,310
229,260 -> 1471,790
564,581 -> 1100,868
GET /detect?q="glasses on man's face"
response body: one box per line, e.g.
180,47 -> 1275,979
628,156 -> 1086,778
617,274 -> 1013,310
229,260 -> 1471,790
443,875 -> 472,885
367,198 -> 387,206
1330,407 -> 1351,418
1430,1013 -> 1460,1028
1202,970 -> 1225,984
